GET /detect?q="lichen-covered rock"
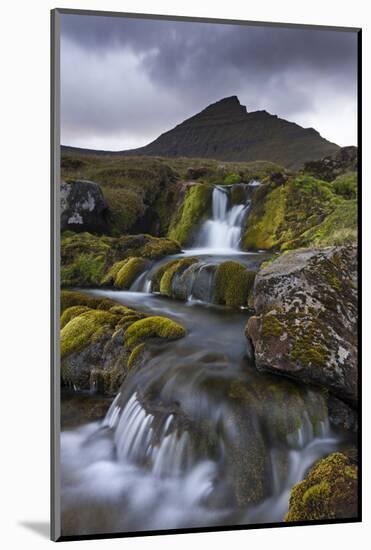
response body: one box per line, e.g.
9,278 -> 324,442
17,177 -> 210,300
285,452 -> 358,521
60,291 -> 186,394
61,180 -> 108,233
246,246 -> 358,404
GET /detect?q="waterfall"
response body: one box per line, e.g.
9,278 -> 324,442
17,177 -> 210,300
196,186 -> 250,251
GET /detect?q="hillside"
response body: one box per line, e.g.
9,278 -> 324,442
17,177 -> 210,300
62,96 -> 340,170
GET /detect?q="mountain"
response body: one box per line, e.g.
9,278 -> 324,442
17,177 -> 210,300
62,96 -> 340,170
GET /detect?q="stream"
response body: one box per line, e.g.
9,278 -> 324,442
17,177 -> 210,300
60,184 -> 352,536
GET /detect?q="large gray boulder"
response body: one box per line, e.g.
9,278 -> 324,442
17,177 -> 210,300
60,179 -> 108,233
246,246 -> 358,405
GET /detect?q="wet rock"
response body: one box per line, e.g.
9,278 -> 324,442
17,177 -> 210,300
61,391 -> 113,429
328,395 -> 358,432
61,179 -> 108,233
246,246 -> 358,405
285,452 -> 358,521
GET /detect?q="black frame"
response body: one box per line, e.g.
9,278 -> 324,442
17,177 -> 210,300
51,7 -> 362,542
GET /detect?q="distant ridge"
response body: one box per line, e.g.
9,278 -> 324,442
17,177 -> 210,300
62,96 -> 340,169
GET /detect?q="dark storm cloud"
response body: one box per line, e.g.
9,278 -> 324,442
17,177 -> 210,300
60,14 -> 358,149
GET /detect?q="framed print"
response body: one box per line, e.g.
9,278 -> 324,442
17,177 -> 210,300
51,8 -> 361,542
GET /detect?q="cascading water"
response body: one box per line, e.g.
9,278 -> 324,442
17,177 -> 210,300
60,288 -> 351,536
60,179 -> 353,537
196,186 -> 250,251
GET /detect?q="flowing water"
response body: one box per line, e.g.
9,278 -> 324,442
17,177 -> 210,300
61,182 -> 352,537
196,186 -> 250,251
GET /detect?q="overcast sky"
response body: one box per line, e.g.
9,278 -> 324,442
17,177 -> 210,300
60,14 -> 358,151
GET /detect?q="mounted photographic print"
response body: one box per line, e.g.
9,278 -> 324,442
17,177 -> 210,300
51,8 -> 361,541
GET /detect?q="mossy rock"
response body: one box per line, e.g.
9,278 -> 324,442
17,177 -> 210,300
242,174 -> 357,251
158,257 -> 199,296
61,253 -> 106,287
168,183 -> 212,245
127,343 -> 146,370
214,261 -> 256,307
100,259 -> 129,286
151,259 -> 180,292
60,305 -> 91,329
242,182 -> 287,250
61,290 -> 117,314
114,257 -> 148,289
60,291 -> 186,394
224,173 -> 242,185
124,316 -> 186,348
61,309 -> 120,359
61,232 -> 180,288
246,246 -> 358,405
285,452 -> 358,521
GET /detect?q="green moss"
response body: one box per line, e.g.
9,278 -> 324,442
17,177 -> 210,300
124,316 -> 186,348
242,173 -> 357,251
61,309 -> 120,358
101,259 -> 129,286
127,343 -> 146,369
60,305 -> 91,329
302,481 -> 331,507
114,257 -> 147,289
61,232 -> 180,288
62,156 -> 177,235
332,172 -> 357,199
302,200 -> 357,247
285,452 -> 358,521
168,184 -> 212,245
60,290 -> 117,314
151,259 -> 180,292
159,258 -> 199,296
104,187 -> 144,234
242,184 -> 287,250
262,315 -> 284,338
290,338 -> 329,368
214,261 -> 256,306
61,253 -> 106,287
224,173 -> 242,185
140,236 -> 180,259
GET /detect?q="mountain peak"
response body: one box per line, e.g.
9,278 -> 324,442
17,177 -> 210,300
200,96 -> 247,118
66,95 -> 340,170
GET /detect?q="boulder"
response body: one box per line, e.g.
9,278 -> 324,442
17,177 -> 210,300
61,179 -> 108,233
246,246 -> 358,405
285,452 -> 358,521
60,291 -> 186,395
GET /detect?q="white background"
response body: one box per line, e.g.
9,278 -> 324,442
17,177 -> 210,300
0,0 -> 369,548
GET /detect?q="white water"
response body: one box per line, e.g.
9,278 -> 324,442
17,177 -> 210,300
196,186 -> 250,252
60,179 -> 353,536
